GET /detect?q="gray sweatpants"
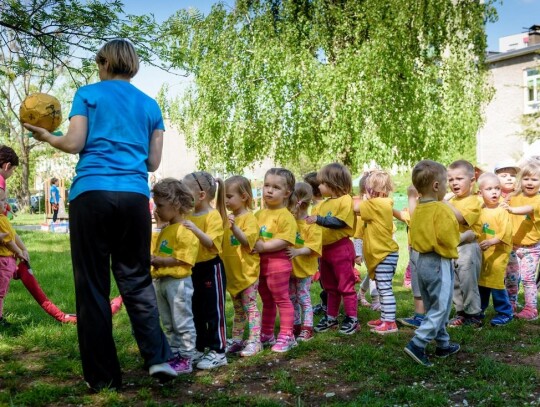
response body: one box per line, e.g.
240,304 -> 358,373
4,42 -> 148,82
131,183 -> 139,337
410,250 -> 454,349
453,242 -> 482,316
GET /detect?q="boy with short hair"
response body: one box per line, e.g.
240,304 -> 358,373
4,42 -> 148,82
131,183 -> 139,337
477,173 -> 513,326
446,160 -> 483,327
404,160 -> 460,367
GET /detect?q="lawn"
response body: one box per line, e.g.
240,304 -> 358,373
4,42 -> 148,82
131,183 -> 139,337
0,226 -> 539,406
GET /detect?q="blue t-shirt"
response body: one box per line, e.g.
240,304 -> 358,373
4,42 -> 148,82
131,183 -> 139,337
68,80 -> 165,201
50,184 -> 60,203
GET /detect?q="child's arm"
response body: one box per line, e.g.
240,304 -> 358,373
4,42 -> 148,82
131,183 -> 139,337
182,220 -> 214,248
444,201 -> 466,224
459,230 -> 475,244
306,214 -> 347,229
228,214 -> 250,248
253,238 -> 289,253
500,202 -> 534,215
5,239 -> 27,261
286,246 -> 313,259
479,237 -> 501,251
151,255 -> 189,269
14,235 -> 29,261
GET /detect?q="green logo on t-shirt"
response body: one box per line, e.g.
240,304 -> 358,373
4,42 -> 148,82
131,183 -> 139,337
230,235 -> 240,246
295,232 -> 304,245
260,225 -> 273,238
159,240 -> 173,255
482,223 -> 495,236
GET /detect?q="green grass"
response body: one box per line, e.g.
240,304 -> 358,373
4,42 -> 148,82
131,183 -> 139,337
0,228 -> 539,406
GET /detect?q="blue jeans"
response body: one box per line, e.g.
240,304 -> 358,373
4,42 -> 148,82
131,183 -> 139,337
479,285 -> 513,317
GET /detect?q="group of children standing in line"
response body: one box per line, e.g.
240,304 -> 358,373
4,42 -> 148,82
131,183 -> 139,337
147,155 -> 539,373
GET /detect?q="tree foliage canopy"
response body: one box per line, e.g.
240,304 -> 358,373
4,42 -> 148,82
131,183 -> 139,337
162,0 -> 497,172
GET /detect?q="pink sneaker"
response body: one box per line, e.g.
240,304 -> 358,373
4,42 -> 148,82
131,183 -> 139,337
515,307 -> 538,321
271,334 -> 297,353
370,321 -> 398,335
168,355 -> 192,374
367,319 -> 382,327
260,333 -> 276,347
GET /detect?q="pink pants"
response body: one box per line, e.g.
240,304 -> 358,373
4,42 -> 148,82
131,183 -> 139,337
320,238 -> 357,318
258,250 -> 294,337
0,256 -> 17,318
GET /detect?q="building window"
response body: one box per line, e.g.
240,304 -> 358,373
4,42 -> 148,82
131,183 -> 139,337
525,68 -> 540,113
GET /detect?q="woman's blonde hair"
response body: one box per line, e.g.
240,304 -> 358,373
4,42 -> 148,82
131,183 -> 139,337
152,178 -> 194,214
365,170 -> 394,197
317,163 -> 352,196
225,175 -> 254,210
289,182 -> 313,215
95,39 -> 139,78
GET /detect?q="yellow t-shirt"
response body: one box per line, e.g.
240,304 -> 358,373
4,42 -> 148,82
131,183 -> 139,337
291,219 -> 322,279
0,215 -> 16,257
221,212 -> 260,296
186,209 -> 224,263
151,223 -> 199,279
151,227 -> 162,254
317,195 -> 355,245
508,194 -> 540,246
360,197 -> 399,277
353,213 -> 364,239
410,201 -> 460,259
449,195 -> 482,237
255,207 -> 297,245
478,206 -> 512,289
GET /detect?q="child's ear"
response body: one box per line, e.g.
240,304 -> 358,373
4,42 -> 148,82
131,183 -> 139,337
433,181 -> 440,191
240,193 -> 248,202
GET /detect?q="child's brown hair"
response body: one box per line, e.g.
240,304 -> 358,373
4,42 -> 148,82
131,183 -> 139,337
412,160 -> 447,196
289,182 -> 313,216
448,160 -> 475,178
225,175 -> 254,210
152,178 -> 194,215
183,171 -> 227,226
303,172 -> 322,199
317,163 -> 352,196
365,170 -> 394,197
265,168 -> 296,206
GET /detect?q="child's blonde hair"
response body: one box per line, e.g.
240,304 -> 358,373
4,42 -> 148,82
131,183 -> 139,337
289,182 -> 313,215
477,172 -> 500,189
95,39 -> 139,78
183,171 -> 227,226
516,162 -> 540,195
365,170 -> 394,197
264,168 -> 296,206
152,178 -> 194,215
317,163 -> 352,196
225,175 -> 254,210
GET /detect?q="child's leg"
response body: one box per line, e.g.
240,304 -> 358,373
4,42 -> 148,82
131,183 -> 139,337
191,263 -> 207,351
297,277 -> 313,327
331,239 -> 357,318
241,280 -> 261,343
478,285 -> 491,317
491,288 -> 513,317
0,266 -> 14,318
231,294 -> 247,341
505,250 -> 520,309
358,275 -> 371,306
265,268 -> 295,337
374,252 -> 399,322
167,277 -> 196,359
517,245 -> 540,311
258,273 -> 277,336
454,243 -> 482,317
320,254 -> 339,318
289,277 -> 301,326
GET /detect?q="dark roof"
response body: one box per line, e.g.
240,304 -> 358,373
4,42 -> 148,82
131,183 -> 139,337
486,43 -> 540,64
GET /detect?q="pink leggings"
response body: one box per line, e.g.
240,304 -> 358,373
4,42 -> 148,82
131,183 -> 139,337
0,256 -> 17,318
505,243 -> 540,309
258,250 -> 294,337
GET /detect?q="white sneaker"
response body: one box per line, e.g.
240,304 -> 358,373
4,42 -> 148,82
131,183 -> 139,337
196,350 -> 228,370
149,362 -> 177,383
192,350 -> 205,365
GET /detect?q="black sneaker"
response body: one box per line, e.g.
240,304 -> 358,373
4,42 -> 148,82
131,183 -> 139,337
435,342 -> 460,358
313,303 -> 327,316
339,316 -> 359,335
463,316 -> 483,329
404,341 -> 433,367
314,315 -> 338,333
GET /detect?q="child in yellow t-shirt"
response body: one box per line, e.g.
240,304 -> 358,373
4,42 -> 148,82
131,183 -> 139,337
494,161 -> 520,200
307,163 -> 357,335
501,162 -> 540,320
355,170 -> 400,335
477,173 -> 513,326
182,171 -> 227,369
221,176 -> 261,357
151,178 -> 199,374
287,182 -> 322,342
404,160 -> 460,367
253,168 -> 298,352
446,160 -> 483,328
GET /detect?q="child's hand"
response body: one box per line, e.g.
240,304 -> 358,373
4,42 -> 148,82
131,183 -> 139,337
305,215 -> 317,224
286,247 -> 299,259
150,255 -> 161,268
500,202 -> 511,212
479,239 -> 493,251
353,201 -> 360,213
407,185 -> 419,198
443,192 -> 455,201
228,214 -> 236,228
354,255 -> 363,266
182,220 -> 197,231
15,250 -> 28,262
252,240 -> 264,253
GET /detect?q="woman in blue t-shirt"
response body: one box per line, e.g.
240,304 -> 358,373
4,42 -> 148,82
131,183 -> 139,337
23,39 -> 176,391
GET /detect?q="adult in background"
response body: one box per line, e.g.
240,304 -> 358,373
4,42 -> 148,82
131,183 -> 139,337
49,177 -> 60,223
24,39 -> 176,391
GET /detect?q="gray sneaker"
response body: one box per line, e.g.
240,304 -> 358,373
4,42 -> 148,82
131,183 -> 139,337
240,341 -> 262,357
196,350 -> 228,370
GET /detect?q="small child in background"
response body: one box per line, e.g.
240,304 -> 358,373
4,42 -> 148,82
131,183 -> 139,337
254,168 -> 298,352
404,160 -> 460,367
0,188 -> 29,327
0,146 -> 19,218
182,171 -> 228,369
308,163 -> 357,335
287,182 -> 322,342
151,178 -> 199,374
355,170 -> 400,334
304,171 -> 327,316
446,160 -> 483,328
477,173 -> 513,326
221,176 -> 262,357
494,162 -> 520,200
501,162 -> 540,320
355,172 -> 379,310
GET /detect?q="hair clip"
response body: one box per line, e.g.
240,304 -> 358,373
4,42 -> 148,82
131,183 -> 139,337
191,173 -> 204,192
